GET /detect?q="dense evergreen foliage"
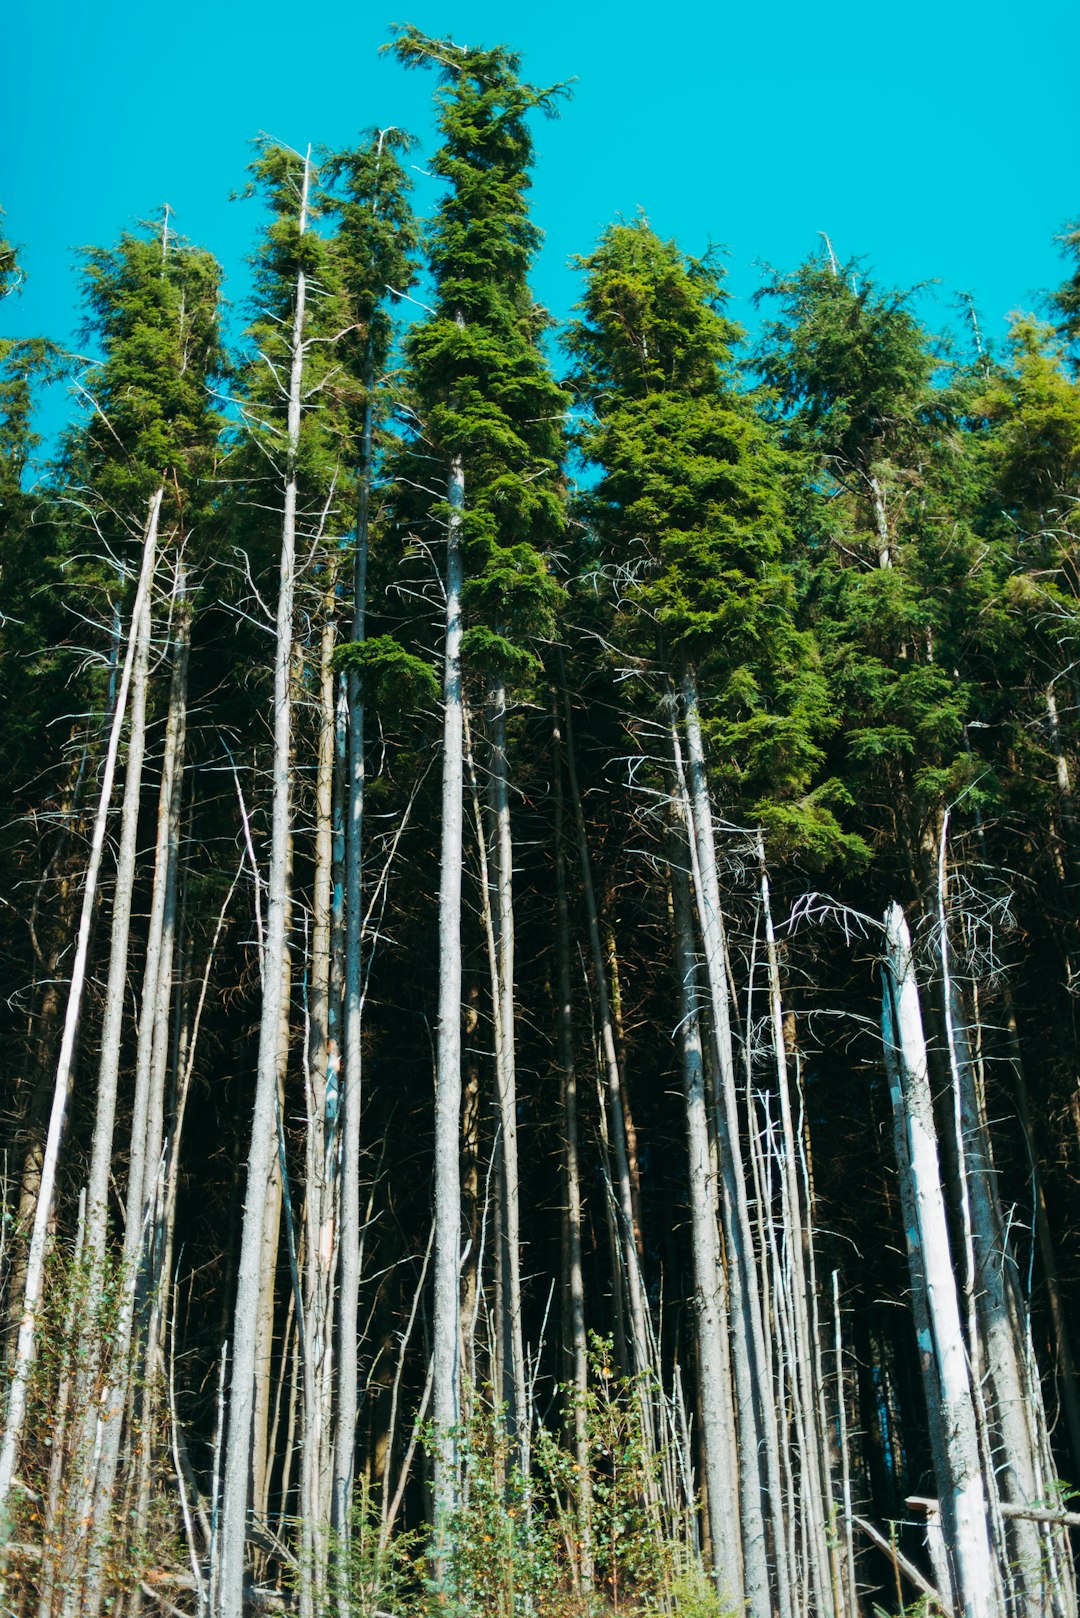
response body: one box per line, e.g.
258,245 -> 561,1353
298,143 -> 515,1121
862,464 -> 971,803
1,26 -> 1079,1618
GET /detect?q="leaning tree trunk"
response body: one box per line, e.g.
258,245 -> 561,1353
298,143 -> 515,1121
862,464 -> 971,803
0,486 -> 162,1553
216,148 -> 311,1618
73,558 -> 193,1618
881,901 -> 1003,1618
53,503 -> 158,1610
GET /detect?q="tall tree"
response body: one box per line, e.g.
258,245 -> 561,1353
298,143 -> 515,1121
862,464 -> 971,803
386,24 -> 568,1574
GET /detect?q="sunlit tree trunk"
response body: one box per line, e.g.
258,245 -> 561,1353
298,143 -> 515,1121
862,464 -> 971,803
882,900 -> 1002,1618
675,669 -> 786,1618
0,486 -> 162,1547
431,447 -> 465,1579
669,828 -> 742,1609
216,148 -> 311,1618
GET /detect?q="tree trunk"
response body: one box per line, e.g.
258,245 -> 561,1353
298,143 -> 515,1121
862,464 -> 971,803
675,668 -> 785,1618
559,657 -> 650,1381
881,900 -> 1003,1618
487,677 -> 528,1473
0,486 -> 162,1547
216,148 -> 310,1618
668,829 -> 742,1609
549,689 -> 592,1591
431,445 -> 465,1579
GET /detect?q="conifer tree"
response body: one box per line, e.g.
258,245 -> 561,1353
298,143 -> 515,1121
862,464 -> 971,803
386,22 -> 569,1571
0,219 -> 224,1573
323,126 -> 417,1599
216,142 -> 352,1618
568,218 -> 837,1617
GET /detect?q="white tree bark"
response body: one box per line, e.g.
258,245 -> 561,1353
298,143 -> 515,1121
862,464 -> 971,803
759,842 -> 837,1618
882,901 -> 1003,1618
487,677 -> 528,1473
560,665 -> 650,1381
216,148 -> 310,1618
431,446 -> 465,1578
937,824 -> 1073,1617
0,486 -> 162,1551
669,833 -> 743,1609
675,670 -> 784,1618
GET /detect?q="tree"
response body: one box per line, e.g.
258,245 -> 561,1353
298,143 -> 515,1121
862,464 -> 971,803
386,22 -> 569,1574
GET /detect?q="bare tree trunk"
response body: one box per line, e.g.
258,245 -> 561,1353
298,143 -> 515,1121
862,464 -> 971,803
881,900 -> 1003,1618
758,840 -> 837,1618
549,690 -> 592,1592
216,148 -> 311,1618
1001,984 -> 1080,1473
74,561 -> 193,1618
332,388 -> 369,1607
559,658 -> 649,1380
936,823 -> 1073,1617
431,445 -> 465,1580
0,486 -> 162,1551
487,677 -> 528,1473
53,510 -> 159,1611
675,668 -> 784,1618
302,574 -> 340,1618
668,831 -> 742,1609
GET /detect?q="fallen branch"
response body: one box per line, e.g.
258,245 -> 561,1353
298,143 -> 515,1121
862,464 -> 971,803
850,1515 -> 952,1614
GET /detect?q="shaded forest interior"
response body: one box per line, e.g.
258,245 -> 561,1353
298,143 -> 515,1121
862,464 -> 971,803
2,23 -> 1080,1618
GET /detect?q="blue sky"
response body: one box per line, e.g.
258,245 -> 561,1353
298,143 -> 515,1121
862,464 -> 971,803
3,0 -> 1078,453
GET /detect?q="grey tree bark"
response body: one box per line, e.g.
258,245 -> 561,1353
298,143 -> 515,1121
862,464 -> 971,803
675,669 -> 786,1618
882,901 -> 1003,1618
0,486 -> 162,1553
668,829 -> 742,1609
215,147 -> 311,1618
431,447 -> 465,1579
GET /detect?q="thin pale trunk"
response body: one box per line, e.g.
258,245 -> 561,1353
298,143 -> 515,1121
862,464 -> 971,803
1001,985 -> 1080,1473
56,524 -> 158,1612
559,658 -> 649,1380
0,486 -> 162,1551
302,576 -> 339,1618
216,148 -> 310,1618
759,841 -> 835,1618
937,823 -> 1070,1616
550,691 -> 592,1591
675,669 -> 782,1618
487,679 -> 527,1472
333,508 -> 365,1574
77,565 -> 192,1618
431,444 -> 465,1577
881,901 -> 1002,1618
668,836 -> 742,1609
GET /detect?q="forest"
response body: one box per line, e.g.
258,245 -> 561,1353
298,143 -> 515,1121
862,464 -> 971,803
1,22 -> 1079,1618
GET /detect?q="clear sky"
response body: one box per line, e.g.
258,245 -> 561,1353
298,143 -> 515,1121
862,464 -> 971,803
3,0 -> 1078,453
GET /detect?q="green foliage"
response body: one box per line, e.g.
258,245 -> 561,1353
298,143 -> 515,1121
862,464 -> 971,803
333,633 -> 439,713
1051,218 -> 1080,361
755,251 -> 941,480
568,220 -> 846,859
386,26 -> 569,691
319,1482 -> 422,1618
66,217 -> 225,514
405,1342 -> 728,1618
